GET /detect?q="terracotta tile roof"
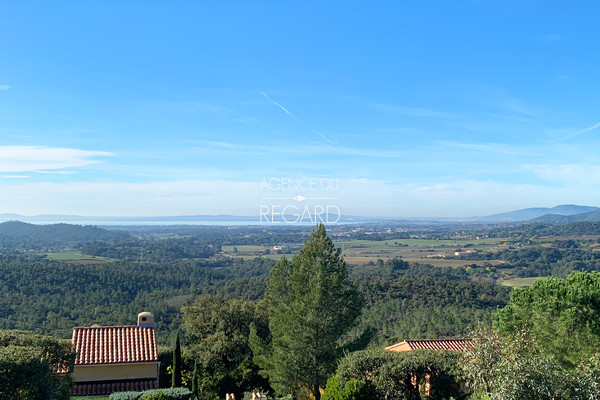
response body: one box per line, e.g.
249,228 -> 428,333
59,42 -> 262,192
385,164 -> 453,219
385,339 -> 472,353
72,325 -> 158,365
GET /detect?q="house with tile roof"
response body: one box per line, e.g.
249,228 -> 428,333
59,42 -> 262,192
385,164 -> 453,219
70,312 -> 160,396
385,338 -> 471,353
385,339 -> 471,395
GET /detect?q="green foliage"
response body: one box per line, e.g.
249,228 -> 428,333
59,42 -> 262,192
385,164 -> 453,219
492,221 -> 600,238
141,392 -> 171,400
329,348 -> 465,400
579,354 -> 600,400
251,224 -> 364,399
109,392 -> 143,400
191,359 -> 199,397
387,256 -> 408,270
109,388 -> 194,400
183,296 -> 271,398
356,263 -> 510,344
0,253 -> 274,343
461,325 -> 594,400
495,271 -> 600,368
0,330 -> 75,400
82,236 -> 218,262
476,272 -> 600,398
158,346 -> 174,389
496,244 -> 600,278
321,375 -> 372,400
172,330 -> 183,387
0,221 -> 130,250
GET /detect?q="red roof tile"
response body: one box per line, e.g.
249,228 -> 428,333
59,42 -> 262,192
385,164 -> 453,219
385,339 -> 471,353
72,325 -> 158,365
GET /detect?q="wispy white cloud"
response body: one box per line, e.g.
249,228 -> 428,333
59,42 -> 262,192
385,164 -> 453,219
0,175 -> 30,179
476,112 -> 530,122
0,176 -> 595,218
0,85 -> 10,90
9,134 -> 34,138
194,103 -> 236,115
0,146 -> 114,173
526,163 -> 600,185
193,140 -> 239,148
0,177 -> 581,218
372,103 -> 459,118
194,102 -> 259,124
0,180 -> 261,216
37,170 -> 78,175
261,92 -> 336,144
438,141 -> 544,157
505,98 -> 533,116
335,178 -> 598,217
566,122 -> 600,139
191,140 -> 408,159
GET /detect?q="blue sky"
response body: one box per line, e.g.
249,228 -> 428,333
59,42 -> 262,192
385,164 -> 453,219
1,1 -> 599,217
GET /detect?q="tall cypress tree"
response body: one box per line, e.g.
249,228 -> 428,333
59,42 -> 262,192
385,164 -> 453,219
172,330 -> 182,388
191,359 -> 199,396
250,224 -> 363,400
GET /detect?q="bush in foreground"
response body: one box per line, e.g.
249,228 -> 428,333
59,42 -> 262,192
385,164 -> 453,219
109,387 -> 194,400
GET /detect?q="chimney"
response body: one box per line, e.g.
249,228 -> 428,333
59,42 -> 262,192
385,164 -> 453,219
137,312 -> 155,328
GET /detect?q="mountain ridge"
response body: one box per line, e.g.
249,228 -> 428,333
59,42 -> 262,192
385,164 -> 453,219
1,204 -> 597,225
529,209 -> 600,224
482,204 -> 599,222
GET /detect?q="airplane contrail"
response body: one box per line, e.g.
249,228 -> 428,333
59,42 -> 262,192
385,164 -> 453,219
261,92 -> 336,144
566,121 -> 600,139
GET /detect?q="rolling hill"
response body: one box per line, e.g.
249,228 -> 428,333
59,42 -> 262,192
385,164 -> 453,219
530,209 -> 600,224
483,204 -> 599,222
0,221 -> 130,249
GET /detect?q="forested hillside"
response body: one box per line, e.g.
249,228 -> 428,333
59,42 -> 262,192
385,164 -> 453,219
2,220 -> 599,348
0,254 -> 272,342
0,221 -> 130,249
357,262 -> 510,343
0,254 -> 509,346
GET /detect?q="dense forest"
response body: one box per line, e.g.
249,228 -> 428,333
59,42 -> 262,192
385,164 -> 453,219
0,254 -> 272,342
0,221 -> 130,250
1,220 -> 600,346
0,252 -> 509,345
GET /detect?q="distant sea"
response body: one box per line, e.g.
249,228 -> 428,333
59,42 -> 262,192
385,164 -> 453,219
0,215 -> 366,226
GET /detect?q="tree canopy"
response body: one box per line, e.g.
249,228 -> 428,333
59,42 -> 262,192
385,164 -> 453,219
182,296 -> 271,398
324,348 -> 465,400
0,330 -> 75,400
251,224 -> 364,399
494,271 -> 600,368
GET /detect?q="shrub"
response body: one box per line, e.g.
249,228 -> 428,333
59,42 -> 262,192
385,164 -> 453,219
110,388 -> 194,400
330,348 -> 467,400
0,330 -> 75,400
109,392 -> 142,400
140,391 -> 171,400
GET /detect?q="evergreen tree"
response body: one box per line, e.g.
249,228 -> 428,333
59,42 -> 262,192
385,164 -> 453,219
250,224 -> 363,400
191,359 -> 198,397
172,330 -> 182,388
495,271 -> 600,369
183,296 -> 271,398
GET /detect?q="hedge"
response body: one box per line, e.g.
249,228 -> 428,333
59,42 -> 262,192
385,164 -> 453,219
109,387 -> 194,400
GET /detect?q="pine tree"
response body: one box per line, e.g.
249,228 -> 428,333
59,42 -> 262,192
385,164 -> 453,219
250,224 -> 363,400
172,330 -> 182,388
